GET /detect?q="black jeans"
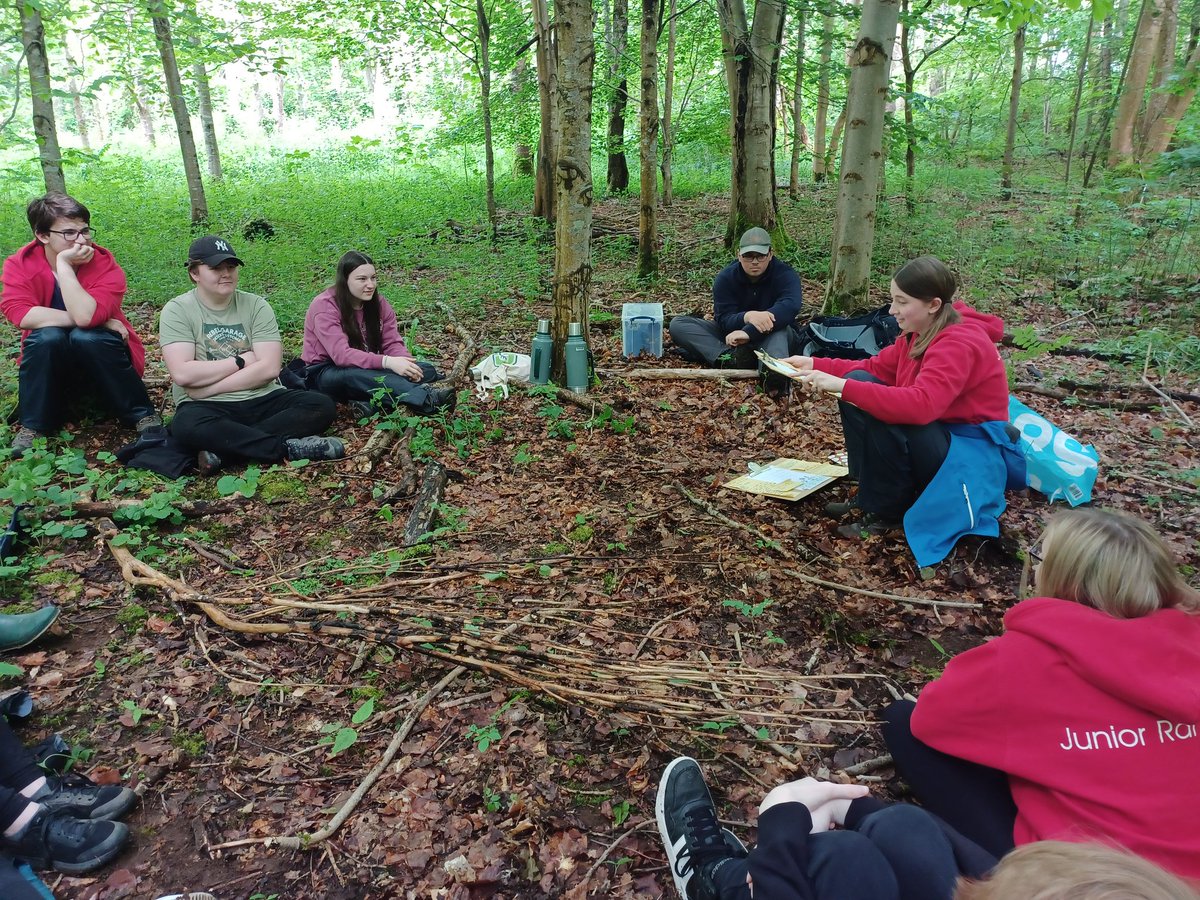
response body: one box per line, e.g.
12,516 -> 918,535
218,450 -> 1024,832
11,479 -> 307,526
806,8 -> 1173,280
840,371 -> 950,520
667,316 -> 795,366
881,700 -> 1018,859
0,719 -> 42,832
16,327 -> 155,432
306,361 -> 441,413
169,389 -> 336,462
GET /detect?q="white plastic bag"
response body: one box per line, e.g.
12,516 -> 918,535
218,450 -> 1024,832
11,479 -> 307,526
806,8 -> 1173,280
470,352 -> 532,400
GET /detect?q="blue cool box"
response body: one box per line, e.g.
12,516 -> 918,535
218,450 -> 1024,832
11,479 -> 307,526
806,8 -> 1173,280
621,303 -> 664,358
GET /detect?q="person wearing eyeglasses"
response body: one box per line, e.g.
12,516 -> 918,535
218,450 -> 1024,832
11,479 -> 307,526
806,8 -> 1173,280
0,192 -> 161,456
668,227 -> 802,394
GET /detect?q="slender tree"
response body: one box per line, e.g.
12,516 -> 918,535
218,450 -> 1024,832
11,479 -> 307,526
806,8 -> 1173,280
1001,24 -> 1025,198
19,0 -> 66,192
532,0 -> 557,222
788,5 -> 806,199
659,0 -> 677,206
605,0 -> 630,191
639,0 -> 661,276
812,12 -> 833,182
192,61 -> 223,179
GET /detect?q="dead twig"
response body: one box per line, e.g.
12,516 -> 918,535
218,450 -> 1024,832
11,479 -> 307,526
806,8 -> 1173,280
48,498 -> 244,519
601,367 -> 759,380
436,300 -> 478,385
781,569 -> 982,611
674,482 -> 823,564
840,754 -> 893,776
582,819 -> 656,894
356,427 -> 397,473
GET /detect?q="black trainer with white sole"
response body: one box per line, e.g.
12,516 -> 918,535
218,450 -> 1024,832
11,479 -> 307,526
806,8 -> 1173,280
656,757 -> 747,900
32,771 -> 138,821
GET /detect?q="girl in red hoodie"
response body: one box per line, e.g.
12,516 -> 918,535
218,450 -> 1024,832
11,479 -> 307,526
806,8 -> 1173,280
883,508 -> 1200,879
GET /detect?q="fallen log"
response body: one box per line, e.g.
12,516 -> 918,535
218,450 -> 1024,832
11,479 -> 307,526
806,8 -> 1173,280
600,367 -> 759,380
404,461 -> 448,545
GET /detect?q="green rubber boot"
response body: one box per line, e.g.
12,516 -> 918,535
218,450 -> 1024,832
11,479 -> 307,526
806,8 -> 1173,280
0,606 -> 60,651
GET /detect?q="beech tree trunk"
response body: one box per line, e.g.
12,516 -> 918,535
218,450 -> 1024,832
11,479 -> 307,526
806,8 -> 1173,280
64,42 -> 91,151
149,3 -> 208,224
192,62 -> 222,180
717,0 -> 788,246
789,7 -> 806,199
660,0 -> 677,206
1140,0 -> 1179,146
532,0 -> 558,223
19,2 -> 66,193
477,0 -> 498,241
812,14 -> 833,182
550,0 -> 595,381
639,0 -> 660,276
824,0 -> 900,313
1141,39 -> 1200,156
605,0 -> 630,192
1001,24 -> 1025,198
1109,0 -> 1165,166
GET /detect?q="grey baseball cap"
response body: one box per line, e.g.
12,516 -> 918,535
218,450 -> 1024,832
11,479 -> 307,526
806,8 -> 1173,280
739,227 -> 771,255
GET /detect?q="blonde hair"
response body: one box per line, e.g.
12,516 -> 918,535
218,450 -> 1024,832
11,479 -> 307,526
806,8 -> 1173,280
955,841 -> 1200,900
892,256 -> 963,359
1037,508 -> 1199,619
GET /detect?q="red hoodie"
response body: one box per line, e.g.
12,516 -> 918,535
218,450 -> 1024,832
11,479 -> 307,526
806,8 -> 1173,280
911,596 -> 1200,878
1,239 -> 145,374
811,301 -> 1007,425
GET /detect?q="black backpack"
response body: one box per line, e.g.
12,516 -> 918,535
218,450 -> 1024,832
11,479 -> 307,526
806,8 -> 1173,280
792,306 -> 900,359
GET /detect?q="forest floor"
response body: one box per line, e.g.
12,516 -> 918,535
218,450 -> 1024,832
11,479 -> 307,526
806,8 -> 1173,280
6,197 -> 1199,900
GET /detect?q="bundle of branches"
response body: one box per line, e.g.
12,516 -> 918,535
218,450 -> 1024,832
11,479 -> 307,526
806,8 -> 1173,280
102,520 -> 871,747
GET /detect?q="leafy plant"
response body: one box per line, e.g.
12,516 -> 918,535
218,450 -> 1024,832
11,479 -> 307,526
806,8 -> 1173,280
466,722 -> 502,752
120,699 -> 151,726
318,697 -> 376,756
612,799 -> 632,827
723,598 -> 774,617
216,465 -> 262,498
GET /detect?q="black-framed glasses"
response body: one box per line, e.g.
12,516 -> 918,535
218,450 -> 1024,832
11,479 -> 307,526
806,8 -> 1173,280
47,227 -> 94,241
740,251 -> 769,261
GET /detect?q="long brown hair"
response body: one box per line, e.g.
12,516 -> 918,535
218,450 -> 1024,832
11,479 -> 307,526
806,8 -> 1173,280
893,256 -> 962,359
334,250 -> 383,353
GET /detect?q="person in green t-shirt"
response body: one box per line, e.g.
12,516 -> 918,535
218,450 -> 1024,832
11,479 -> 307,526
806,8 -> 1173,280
158,236 -> 343,474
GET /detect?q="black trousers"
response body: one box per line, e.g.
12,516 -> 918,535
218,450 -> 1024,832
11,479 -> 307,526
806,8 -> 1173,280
169,389 -> 336,462
881,700 -> 1018,859
0,719 -> 42,832
840,371 -> 950,520
306,361 -> 441,413
667,316 -> 795,366
16,327 -> 154,432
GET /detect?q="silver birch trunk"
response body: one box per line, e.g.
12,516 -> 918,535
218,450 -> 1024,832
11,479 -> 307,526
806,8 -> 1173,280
550,0 -> 594,381
19,2 -> 66,193
192,62 -> 222,180
149,4 -> 208,224
660,0 -> 677,206
64,42 -> 91,151
1001,24 -> 1025,197
639,0 -> 660,277
824,0 -> 900,313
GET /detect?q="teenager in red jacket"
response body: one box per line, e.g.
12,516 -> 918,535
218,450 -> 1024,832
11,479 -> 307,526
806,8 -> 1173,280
781,256 -> 1012,543
1,193 -> 161,456
883,508 -> 1200,879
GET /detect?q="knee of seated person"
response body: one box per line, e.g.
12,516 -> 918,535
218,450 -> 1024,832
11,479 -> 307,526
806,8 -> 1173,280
845,369 -> 884,384
667,316 -> 696,338
23,326 -> 71,352
881,698 -> 916,729
68,326 -> 121,349
808,830 -> 898,894
857,804 -> 942,842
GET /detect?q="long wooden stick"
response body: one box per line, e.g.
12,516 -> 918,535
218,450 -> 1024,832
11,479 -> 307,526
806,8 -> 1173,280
601,367 -> 759,380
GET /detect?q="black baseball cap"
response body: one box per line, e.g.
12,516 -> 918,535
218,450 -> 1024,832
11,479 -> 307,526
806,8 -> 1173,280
187,235 -> 243,267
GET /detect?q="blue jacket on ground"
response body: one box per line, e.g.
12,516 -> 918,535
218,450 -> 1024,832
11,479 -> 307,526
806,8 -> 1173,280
712,257 -> 803,340
902,422 -> 1026,569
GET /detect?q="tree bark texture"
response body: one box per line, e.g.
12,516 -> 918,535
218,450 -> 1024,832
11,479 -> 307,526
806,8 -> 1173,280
605,0 -> 630,192
789,7 -> 806,199
660,0 -> 677,206
476,0 -> 498,240
1109,0 -> 1165,165
1001,24 -> 1025,197
64,42 -> 91,151
19,2 -> 66,193
717,0 -> 787,247
812,14 -> 833,182
824,0 -> 900,313
550,0 -> 595,381
1065,10 -> 1095,185
149,4 -> 208,224
533,0 -> 558,223
192,61 -> 223,180
639,0 -> 661,277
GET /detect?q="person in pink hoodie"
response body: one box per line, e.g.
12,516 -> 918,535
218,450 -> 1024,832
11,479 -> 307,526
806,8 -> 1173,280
882,508 -> 1200,879
301,251 -> 455,417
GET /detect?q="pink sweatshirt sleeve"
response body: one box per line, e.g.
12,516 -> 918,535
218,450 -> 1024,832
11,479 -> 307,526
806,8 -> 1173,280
303,291 -> 386,369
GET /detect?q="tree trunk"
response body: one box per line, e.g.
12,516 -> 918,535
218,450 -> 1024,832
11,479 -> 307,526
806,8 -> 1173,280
476,0 -> 498,241
1065,10 -> 1095,185
532,0 -> 558,223
192,62 -> 223,180
129,79 -> 158,146
550,0 -> 595,381
149,3 -> 208,224
717,0 -> 788,247
19,2 -> 66,193
812,13 -> 833,182
1141,39 -> 1200,157
1109,0 -> 1166,166
824,0 -> 900,313
273,73 -> 286,132
639,0 -> 660,277
605,0 -> 630,192
901,0 -> 916,213
63,41 -> 91,151
660,0 -> 677,206
1140,0 -> 1179,147
1001,24 -> 1025,198
789,6 -> 806,199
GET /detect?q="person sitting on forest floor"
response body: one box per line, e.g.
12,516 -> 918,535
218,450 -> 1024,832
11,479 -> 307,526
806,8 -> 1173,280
881,507 -> 1200,878
668,227 -> 802,397
300,250 -> 456,418
158,236 -> 343,475
1,192 -> 162,457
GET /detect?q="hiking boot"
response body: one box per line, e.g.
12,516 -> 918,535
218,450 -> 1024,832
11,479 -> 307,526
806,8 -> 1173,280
10,428 -> 41,458
31,771 -> 138,821
0,606 -> 60,652
349,400 -> 374,421
2,807 -> 129,874
836,512 -> 902,540
426,387 -> 457,415
284,436 -> 345,462
823,495 -> 860,518
196,451 -> 223,477
656,757 -> 747,900
134,414 -> 164,434
761,371 -> 792,401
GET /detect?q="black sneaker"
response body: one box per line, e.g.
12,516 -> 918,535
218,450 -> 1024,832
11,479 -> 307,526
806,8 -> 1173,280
837,511 -> 902,540
425,387 -> 457,414
284,436 -> 346,462
761,371 -> 792,401
656,757 -> 747,900
31,772 -> 138,821
349,400 -> 374,420
823,495 -> 860,518
3,807 -> 129,874
196,450 -> 223,477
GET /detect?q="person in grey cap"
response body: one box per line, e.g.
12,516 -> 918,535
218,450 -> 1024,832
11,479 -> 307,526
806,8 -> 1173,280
157,236 -> 343,474
668,227 -> 803,388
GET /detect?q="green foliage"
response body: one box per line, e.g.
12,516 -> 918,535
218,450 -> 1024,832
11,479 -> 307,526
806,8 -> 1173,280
723,598 -> 773,618
318,697 -> 376,757
217,466 -> 262,498
116,604 -> 151,634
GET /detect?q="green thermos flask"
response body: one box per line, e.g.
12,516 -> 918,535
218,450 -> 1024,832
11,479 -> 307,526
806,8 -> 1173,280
530,319 -> 552,385
564,322 -> 589,394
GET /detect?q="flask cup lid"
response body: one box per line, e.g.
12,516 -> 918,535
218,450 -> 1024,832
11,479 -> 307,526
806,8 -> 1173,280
537,318 -> 551,334
568,322 -> 583,337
